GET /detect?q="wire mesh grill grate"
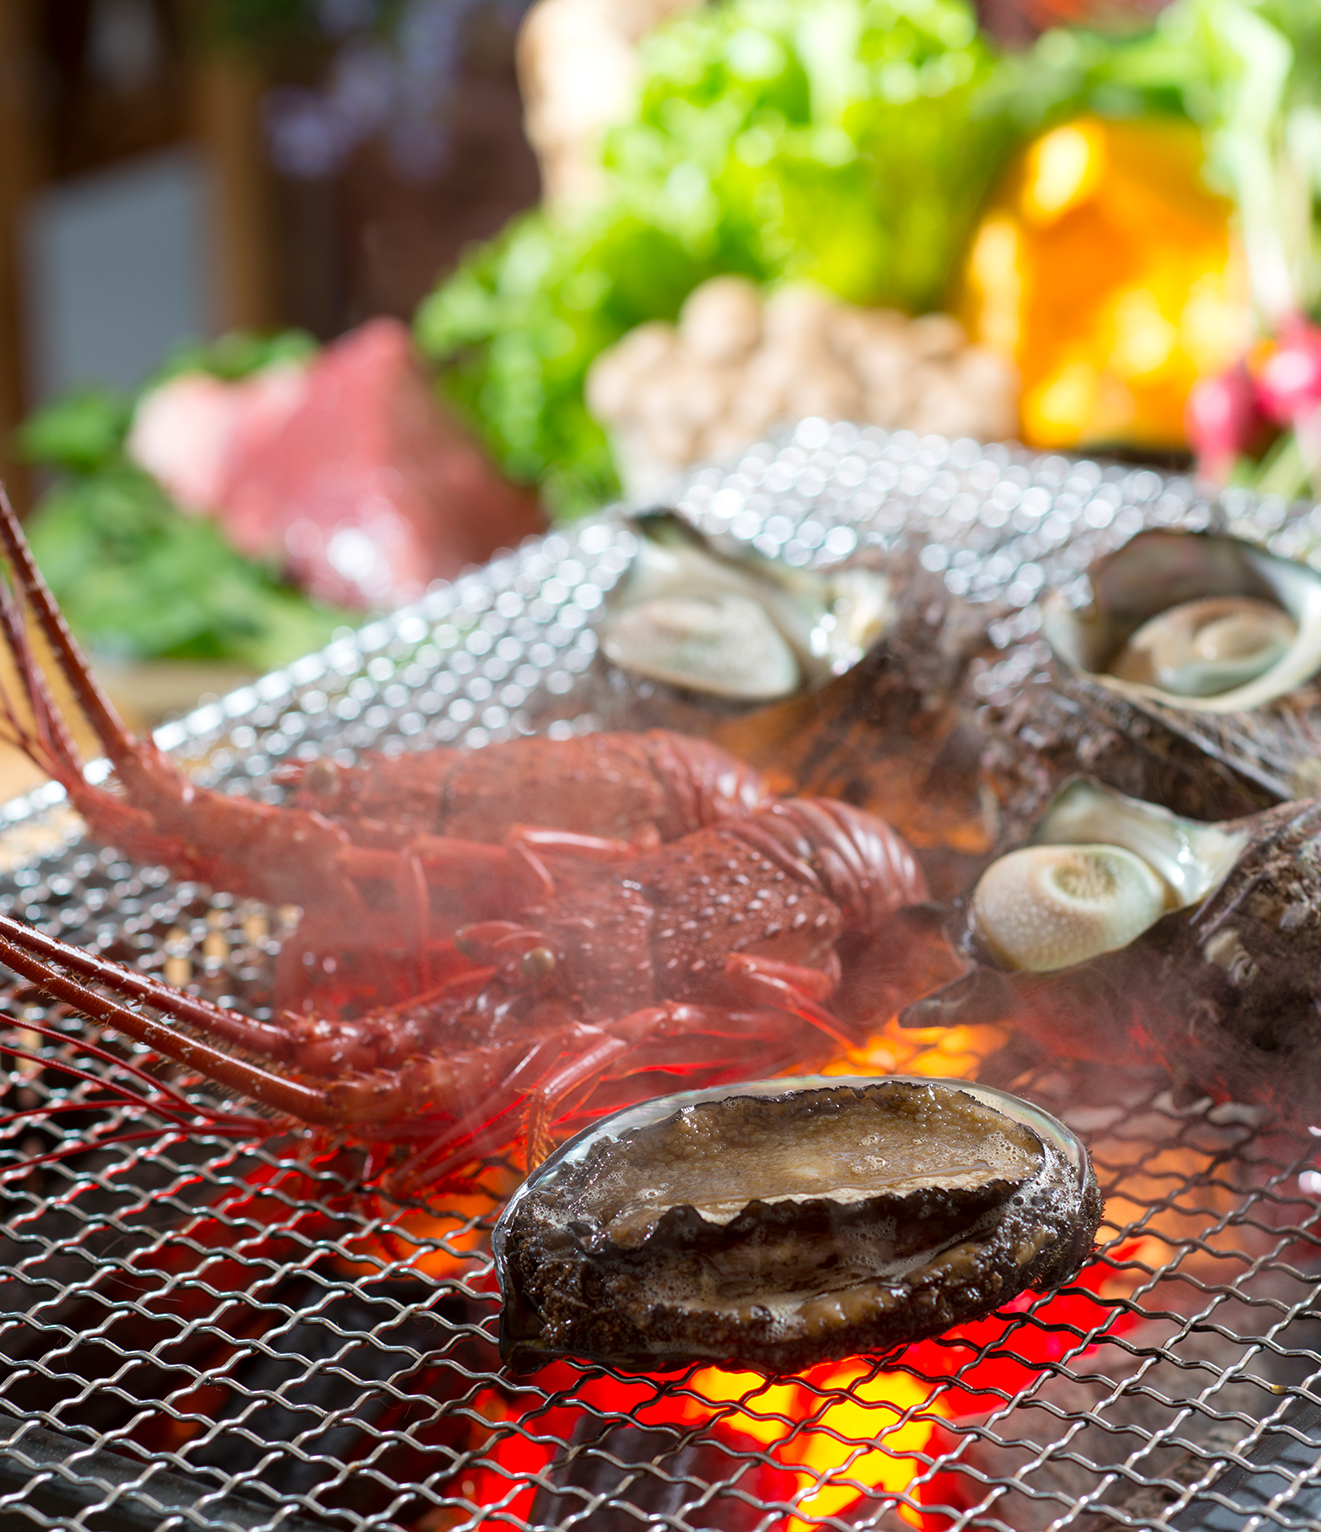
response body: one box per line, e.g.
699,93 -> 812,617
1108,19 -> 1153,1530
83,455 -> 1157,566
0,423 -> 1319,1532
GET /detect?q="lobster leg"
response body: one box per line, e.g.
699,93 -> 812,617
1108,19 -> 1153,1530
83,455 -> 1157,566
0,483 -> 136,780
0,915 -> 512,1140
721,953 -> 854,1047
408,974 -> 855,1186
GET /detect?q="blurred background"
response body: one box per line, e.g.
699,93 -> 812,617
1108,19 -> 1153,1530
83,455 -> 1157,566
1,0 -> 1318,722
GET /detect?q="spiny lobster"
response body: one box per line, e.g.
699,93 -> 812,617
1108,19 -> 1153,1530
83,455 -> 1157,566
0,484 -> 771,1004
0,794 -> 928,1185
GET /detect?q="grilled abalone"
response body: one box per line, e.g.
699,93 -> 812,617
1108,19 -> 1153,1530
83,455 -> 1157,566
904,779 -> 1321,1113
495,1076 -> 1101,1373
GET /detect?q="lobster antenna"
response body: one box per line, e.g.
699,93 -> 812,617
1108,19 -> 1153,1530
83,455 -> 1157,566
0,916 -> 339,1127
0,914 -> 298,1059
0,548 -> 84,780
0,480 -> 138,772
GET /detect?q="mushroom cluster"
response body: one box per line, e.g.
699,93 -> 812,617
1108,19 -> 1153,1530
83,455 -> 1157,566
587,276 -> 1020,495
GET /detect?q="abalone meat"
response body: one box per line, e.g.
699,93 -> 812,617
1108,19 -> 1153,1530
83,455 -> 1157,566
495,1076 -> 1101,1373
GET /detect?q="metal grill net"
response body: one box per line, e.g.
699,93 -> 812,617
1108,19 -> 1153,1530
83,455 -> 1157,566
0,423 -> 1318,1531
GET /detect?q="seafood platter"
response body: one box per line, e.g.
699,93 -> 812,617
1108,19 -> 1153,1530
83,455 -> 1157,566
2,421 -> 1321,1530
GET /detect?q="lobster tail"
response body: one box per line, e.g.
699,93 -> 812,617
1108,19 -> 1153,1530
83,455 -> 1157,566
737,798 -> 929,936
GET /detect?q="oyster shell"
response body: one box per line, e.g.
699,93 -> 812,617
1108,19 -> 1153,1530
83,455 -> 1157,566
699,556 -> 1006,903
598,512 -> 893,702
902,779 -> 1321,1114
495,1076 -> 1101,1374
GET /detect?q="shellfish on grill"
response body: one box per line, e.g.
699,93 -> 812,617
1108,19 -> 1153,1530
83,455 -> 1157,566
1042,530 -> 1321,714
598,512 -> 893,702
980,530 -> 1321,832
903,778 -> 1321,1114
495,1076 -> 1101,1373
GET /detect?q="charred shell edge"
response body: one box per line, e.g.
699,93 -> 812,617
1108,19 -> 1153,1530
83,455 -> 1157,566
1040,531 -> 1321,716
493,1075 -> 1101,1374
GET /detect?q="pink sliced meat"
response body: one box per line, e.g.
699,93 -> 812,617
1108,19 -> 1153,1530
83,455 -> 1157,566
216,318 -> 544,608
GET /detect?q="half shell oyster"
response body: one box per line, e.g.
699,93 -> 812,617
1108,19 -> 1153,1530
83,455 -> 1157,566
495,1076 -> 1101,1373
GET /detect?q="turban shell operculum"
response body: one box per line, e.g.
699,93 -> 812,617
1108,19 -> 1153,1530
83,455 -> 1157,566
1041,530 -> 1321,715
972,844 -> 1169,973
904,781 -> 1321,1115
968,778 -> 1246,973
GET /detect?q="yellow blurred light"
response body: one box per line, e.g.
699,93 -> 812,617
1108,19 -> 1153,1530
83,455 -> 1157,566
1021,122 -> 1103,224
960,115 -> 1249,451
1108,288 -> 1178,379
1024,359 -> 1100,446
966,214 -> 1023,355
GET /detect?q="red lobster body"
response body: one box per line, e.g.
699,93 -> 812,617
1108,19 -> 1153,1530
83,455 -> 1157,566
0,484 -> 771,1002
283,729 -> 769,850
0,797 -> 928,1184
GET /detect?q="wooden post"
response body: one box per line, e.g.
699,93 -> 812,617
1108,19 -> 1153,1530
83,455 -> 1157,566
0,0 -> 44,510
193,52 -> 279,332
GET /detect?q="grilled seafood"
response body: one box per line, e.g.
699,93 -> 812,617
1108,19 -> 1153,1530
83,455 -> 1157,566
598,512 -> 892,702
0,484 -> 775,1002
983,530 -> 1321,836
700,557 -> 1006,901
0,795 -> 929,1185
495,1077 -> 1101,1372
693,536 -> 1286,899
902,778 -> 1321,1114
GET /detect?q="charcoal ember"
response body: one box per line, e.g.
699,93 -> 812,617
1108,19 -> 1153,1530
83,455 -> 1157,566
497,1079 -> 1101,1374
528,1419 -> 808,1531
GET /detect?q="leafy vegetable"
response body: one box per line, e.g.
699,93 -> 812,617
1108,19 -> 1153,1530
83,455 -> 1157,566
18,330 -> 354,668
416,0 -> 1015,518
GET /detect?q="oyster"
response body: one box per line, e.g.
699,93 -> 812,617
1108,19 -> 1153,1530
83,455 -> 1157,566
702,555 -> 1006,903
598,512 -> 892,702
902,779 -> 1321,1114
495,1076 -> 1101,1373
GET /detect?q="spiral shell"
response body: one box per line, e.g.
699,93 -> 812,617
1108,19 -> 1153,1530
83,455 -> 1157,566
903,780 -> 1321,1115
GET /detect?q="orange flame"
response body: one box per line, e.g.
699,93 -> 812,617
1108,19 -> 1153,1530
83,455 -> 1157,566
678,1361 -> 948,1527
